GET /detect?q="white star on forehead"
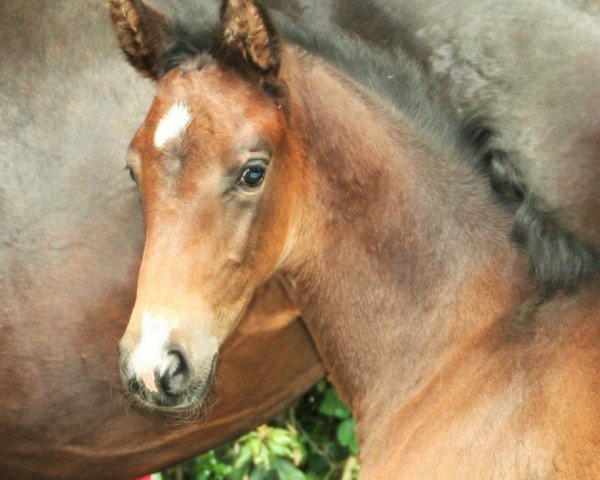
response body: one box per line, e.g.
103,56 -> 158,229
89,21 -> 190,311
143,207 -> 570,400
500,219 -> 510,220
154,103 -> 192,149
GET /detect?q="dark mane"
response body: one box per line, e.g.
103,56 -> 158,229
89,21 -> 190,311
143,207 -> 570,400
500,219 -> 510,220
159,21 -> 215,77
161,16 -> 467,152
159,9 -> 600,294
463,118 -> 600,292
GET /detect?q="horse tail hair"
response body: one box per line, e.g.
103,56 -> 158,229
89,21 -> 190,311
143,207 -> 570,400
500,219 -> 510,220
462,117 -> 600,293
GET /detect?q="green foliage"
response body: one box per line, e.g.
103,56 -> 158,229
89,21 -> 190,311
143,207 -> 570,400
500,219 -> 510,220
156,381 -> 359,480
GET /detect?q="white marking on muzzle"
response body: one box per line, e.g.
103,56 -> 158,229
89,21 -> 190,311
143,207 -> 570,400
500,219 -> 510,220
154,103 -> 191,149
130,311 -> 176,393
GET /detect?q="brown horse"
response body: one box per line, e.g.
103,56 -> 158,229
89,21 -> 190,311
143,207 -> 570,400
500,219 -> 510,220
7,1 -> 599,478
0,2 -> 323,479
111,0 -> 600,477
164,0 -> 600,292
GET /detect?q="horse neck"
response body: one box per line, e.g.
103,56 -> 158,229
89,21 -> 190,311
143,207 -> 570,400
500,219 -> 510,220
280,52 -> 533,428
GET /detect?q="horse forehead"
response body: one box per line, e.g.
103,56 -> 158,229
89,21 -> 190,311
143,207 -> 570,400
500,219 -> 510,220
139,67 -> 283,154
149,78 -> 249,132
153,102 -> 192,149
156,65 -> 251,110
147,99 -> 253,152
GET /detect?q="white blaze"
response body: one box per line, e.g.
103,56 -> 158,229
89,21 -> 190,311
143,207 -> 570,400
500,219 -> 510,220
153,103 -> 192,149
131,311 -> 175,392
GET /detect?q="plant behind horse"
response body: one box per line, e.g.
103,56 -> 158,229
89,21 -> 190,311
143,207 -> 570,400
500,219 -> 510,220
111,0 -> 600,476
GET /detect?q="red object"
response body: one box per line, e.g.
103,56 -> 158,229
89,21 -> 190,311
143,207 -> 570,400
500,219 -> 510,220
134,476 -> 152,480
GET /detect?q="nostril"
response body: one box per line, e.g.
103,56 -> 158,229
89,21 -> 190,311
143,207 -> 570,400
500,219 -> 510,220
168,351 -> 186,378
160,351 -> 188,395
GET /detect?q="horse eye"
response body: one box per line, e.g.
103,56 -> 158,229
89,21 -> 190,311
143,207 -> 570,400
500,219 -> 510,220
239,164 -> 266,188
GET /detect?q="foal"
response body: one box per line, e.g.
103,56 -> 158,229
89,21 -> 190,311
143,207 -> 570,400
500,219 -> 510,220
110,0 -> 600,476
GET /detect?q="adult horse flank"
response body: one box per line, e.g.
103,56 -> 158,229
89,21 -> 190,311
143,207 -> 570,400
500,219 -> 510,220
0,1 -> 323,479
111,0 -> 600,478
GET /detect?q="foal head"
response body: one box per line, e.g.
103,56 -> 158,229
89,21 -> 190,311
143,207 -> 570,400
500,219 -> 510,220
110,0 -> 303,409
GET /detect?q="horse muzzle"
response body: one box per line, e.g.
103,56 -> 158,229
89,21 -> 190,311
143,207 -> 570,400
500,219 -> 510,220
119,335 -> 218,410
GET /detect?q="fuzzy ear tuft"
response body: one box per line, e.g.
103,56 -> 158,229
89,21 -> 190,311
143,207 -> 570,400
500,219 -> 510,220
108,0 -> 169,80
218,0 -> 281,75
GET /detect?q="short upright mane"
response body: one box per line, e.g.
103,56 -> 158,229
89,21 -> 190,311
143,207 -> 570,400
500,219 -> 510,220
161,16 -> 469,158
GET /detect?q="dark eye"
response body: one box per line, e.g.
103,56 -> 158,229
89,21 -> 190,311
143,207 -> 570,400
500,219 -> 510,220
239,164 -> 266,188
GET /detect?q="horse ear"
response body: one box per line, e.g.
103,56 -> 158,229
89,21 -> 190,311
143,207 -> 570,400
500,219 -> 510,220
218,0 -> 281,75
108,0 -> 169,80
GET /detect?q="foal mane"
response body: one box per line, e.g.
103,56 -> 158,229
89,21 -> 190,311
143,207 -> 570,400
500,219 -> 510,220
158,7 -> 600,294
161,15 -> 469,155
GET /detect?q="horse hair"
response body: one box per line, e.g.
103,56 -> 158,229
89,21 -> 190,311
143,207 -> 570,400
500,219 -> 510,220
463,118 -> 600,293
158,7 -> 600,294
159,21 -> 215,77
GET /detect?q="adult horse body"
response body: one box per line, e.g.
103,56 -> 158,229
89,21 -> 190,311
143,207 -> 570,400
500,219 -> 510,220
112,0 -> 600,477
0,2 -> 323,479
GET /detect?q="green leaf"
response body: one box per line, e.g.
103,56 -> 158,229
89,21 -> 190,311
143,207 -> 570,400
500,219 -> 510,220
233,444 -> 253,468
227,466 -> 247,480
154,381 -> 361,480
249,465 -> 272,480
259,444 -> 271,470
267,441 -> 293,458
318,388 -> 351,419
268,428 -> 295,446
273,459 -> 306,480
249,436 -> 262,458
336,418 -> 358,454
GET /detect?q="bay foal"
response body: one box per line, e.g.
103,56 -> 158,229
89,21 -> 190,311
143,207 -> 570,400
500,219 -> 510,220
110,0 -> 600,477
